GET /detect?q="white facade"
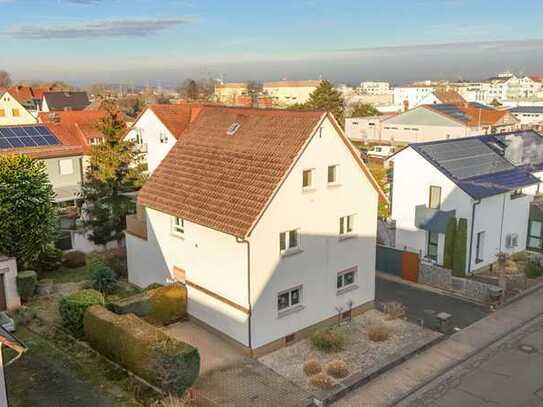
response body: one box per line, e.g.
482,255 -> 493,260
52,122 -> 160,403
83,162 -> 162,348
125,109 -> 177,174
127,117 -> 379,350
390,147 -> 533,274
263,81 -> 322,107
510,109 -> 543,128
0,92 -> 38,125
360,81 -> 391,96
393,86 -> 435,110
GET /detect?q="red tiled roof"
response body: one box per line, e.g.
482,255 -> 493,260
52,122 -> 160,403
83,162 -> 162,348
457,106 -> 510,127
433,89 -> 466,105
1,85 -> 54,103
148,104 -> 203,140
529,75 -> 543,83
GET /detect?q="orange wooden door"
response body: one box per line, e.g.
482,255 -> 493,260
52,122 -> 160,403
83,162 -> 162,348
400,251 -> 419,282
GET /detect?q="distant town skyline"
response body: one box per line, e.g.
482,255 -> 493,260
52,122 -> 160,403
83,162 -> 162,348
2,0 -> 543,85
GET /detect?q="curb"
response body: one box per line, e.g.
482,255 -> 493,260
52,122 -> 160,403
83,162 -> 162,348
502,278 -> 543,306
298,334 -> 445,407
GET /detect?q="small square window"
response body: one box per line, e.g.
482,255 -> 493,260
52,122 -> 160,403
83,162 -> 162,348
280,229 -> 300,254
337,267 -> 357,290
172,217 -> 184,236
339,215 -> 355,236
12,108 -> 20,117
277,287 -> 302,313
160,132 -> 169,144
0,109 -> 5,117
58,159 -> 74,176
302,169 -> 313,189
328,165 -> 338,184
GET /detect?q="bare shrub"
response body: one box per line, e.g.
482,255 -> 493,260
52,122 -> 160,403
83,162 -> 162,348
384,302 -> 406,320
325,359 -> 349,379
309,372 -> 335,389
367,322 -> 392,342
303,359 -> 322,376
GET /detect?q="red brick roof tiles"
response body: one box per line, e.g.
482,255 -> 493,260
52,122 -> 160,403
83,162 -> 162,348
148,104 -> 202,140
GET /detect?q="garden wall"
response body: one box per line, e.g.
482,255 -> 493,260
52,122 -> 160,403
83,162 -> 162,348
418,261 -> 499,304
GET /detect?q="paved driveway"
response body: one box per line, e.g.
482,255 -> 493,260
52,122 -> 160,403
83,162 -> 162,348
376,275 -> 489,332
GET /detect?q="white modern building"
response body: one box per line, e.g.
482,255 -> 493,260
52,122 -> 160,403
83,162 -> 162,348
126,106 -> 383,355
360,81 -> 391,96
388,131 -> 543,274
262,80 -> 322,107
393,86 -> 435,110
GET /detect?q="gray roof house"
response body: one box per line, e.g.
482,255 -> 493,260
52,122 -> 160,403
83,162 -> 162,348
41,91 -> 91,112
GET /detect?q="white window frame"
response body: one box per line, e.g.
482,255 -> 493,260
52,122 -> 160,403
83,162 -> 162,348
337,266 -> 357,293
171,216 -> 184,237
279,229 -> 301,255
339,215 -> 355,238
58,159 -> 74,176
302,168 -> 315,190
475,231 -> 485,263
159,132 -> 169,144
277,286 -> 303,315
327,164 -> 339,185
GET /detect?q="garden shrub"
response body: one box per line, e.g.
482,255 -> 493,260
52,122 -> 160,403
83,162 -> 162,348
325,360 -> 349,379
34,245 -> 63,274
59,289 -> 104,337
303,359 -> 322,376
309,372 -> 335,389
16,270 -> 38,302
108,292 -> 151,317
84,305 -> 199,395
146,284 -> 187,325
453,218 -> 468,277
525,260 -> 543,279
89,261 -> 118,294
384,301 -> 406,320
93,248 -> 128,278
443,217 -> 457,269
63,250 -> 87,268
145,282 -> 164,291
311,327 -> 345,353
367,322 -> 392,342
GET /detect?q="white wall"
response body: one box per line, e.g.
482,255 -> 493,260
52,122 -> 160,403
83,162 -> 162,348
345,117 -> 383,142
125,109 -> 176,174
393,87 -> 435,109
248,118 -> 378,348
0,92 -> 37,125
127,207 -> 250,345
263,86 -> 318,107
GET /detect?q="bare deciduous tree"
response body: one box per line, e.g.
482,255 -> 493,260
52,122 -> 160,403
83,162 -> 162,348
0,70 -> 12,88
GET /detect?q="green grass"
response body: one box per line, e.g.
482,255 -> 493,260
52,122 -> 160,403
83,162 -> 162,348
42,265 -> 92,283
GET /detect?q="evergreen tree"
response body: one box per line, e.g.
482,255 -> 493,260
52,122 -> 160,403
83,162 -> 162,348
291,81 -> 345,124
0,155 -> 57,268
443,217 -> 457,269
347,102 -> 381,118
453,218 -> 468,276
81,101 -> 146,247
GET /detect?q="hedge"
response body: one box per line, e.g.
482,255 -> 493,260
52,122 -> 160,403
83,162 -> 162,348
84,305 -> 199,395
16,270 -> 38,302
108,292 -> 151,317
59,289 -> 104,337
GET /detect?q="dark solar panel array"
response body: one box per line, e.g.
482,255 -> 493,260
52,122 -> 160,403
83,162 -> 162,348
417,138 -> 513,180
430,104 -> 470,123
0,126 -> 60,149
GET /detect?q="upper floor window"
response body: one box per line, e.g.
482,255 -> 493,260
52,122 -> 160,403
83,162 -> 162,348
0,109 -> 5,117
280,229 -> 300,254
302,169 -> 314,189
160,132 -> 169,144
58,159 -> 74,176
339,215 -> 355,237
171,216 -> 184,237
429,186 -> 441,209
328,165 -> 338,184
12,109 -> 20,117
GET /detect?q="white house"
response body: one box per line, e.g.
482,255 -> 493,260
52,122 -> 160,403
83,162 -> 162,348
0,91 -> 38,125
360,81 -> 391,96
126,106 -> 383,355
125,103 -> 202,173
388,131 -> 543,274
509,106 -> 543,129
393,85 -> 435,110
262,80 -> 323,107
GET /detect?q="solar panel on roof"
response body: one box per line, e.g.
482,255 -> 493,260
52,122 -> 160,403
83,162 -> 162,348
0,126 -> 61,150
431,104 -> 470,123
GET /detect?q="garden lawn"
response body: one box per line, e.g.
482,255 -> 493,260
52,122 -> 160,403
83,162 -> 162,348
44,265 -> 92,283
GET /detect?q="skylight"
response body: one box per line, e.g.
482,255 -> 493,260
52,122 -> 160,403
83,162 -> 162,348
226,122 -> 241,136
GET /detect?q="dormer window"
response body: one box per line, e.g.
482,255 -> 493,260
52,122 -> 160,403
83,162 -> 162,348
227,122 -> 241,136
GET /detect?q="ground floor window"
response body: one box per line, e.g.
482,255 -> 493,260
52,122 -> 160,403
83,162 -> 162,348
528,220 -> 543,250
277,286 -> 302,313
337,267 -> 357,291
476,231 -> 485,263
427,232 -> 439,261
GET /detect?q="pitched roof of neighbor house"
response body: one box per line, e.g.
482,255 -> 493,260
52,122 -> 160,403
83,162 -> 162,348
425,104 -> 512,127
43,91 -> 90,111
432,89 -> 466,105
509,106 -> 543,114
529,75 -> 543,83
410,132 -> 540,199
138,106 -> 383,237
263,80 -> 323,88
147,104 -> 203,140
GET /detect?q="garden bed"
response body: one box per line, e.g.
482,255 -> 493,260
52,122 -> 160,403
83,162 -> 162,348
259,309 -> 441,394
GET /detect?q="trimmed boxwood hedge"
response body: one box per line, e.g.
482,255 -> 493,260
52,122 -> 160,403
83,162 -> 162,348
59,289 -> 104,337
108,292 -> 151,317
84,305 -> 199,395
16,270 -> 38,302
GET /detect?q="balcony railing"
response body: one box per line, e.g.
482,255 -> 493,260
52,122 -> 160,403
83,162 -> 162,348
126,214 -> 147,240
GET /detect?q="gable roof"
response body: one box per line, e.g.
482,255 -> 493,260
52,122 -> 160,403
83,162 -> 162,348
424,104 -> 512,127
43,91 -> 90,111
410,133 -> 540,199
383,105 -> 467,127
432,89 -> 466,105
138,106 -> 384,238
147,104 -> 203,140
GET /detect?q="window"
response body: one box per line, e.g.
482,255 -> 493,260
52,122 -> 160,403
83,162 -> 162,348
58,159 -> 74,176
427,231 -> 439,261
528,221 -> 543,249
277,286 -> 302,313
302,169 -> 314,189
476,231 -> 485,263
159,132 -> 169,144
12,108 -> 20,117
429,186 -> 441,209
171,217 -> 184,236
0,109 -> 5,117
135,128 -> 143,144
327,165 -> 338,184
339,215 -> 355,236
280,229 -> 300,254
511,189 -> 524,199
337,267 -> 357,291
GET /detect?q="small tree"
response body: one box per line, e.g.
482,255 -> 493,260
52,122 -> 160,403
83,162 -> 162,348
453,218 -> 468,276
443,217 -> 457,269
347,102 -> 381,118
0,155 -> 57,269
0,70 -> 11,88
80,101 -> 146,247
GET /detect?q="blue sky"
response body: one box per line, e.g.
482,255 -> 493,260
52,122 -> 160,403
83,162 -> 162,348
1,0 -> 543,85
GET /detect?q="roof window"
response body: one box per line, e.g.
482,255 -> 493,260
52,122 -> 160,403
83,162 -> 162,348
226,122 -> 241,136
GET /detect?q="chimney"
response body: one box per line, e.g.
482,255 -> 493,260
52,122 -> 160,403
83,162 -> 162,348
403,100 -> 409,112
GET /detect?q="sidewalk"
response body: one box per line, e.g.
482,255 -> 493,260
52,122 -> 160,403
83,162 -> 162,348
333,282 -> 543,406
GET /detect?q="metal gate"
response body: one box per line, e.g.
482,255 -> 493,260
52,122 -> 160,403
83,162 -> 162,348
376,245 -> 419,282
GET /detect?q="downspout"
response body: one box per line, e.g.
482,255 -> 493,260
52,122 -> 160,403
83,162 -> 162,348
236,237 -> 252,351
498,193 -> 507,252
467,199 -> 481,275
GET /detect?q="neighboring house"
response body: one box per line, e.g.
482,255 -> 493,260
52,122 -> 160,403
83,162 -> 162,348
262,80 -> 322,107
392,85 -> 435,110
509,106 -> 543,129
126,106 -> 383,355
125,103 -> 203,173
41,91 -> 91,112
0,91 -> 38,125
345,104 -> 519,144
359,81 -> 391,96
1,85 -> 52,115
0,324 -> 26,407
419,89 -> 466,106
214,83 -> 249,106
388,131 -> 543,274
